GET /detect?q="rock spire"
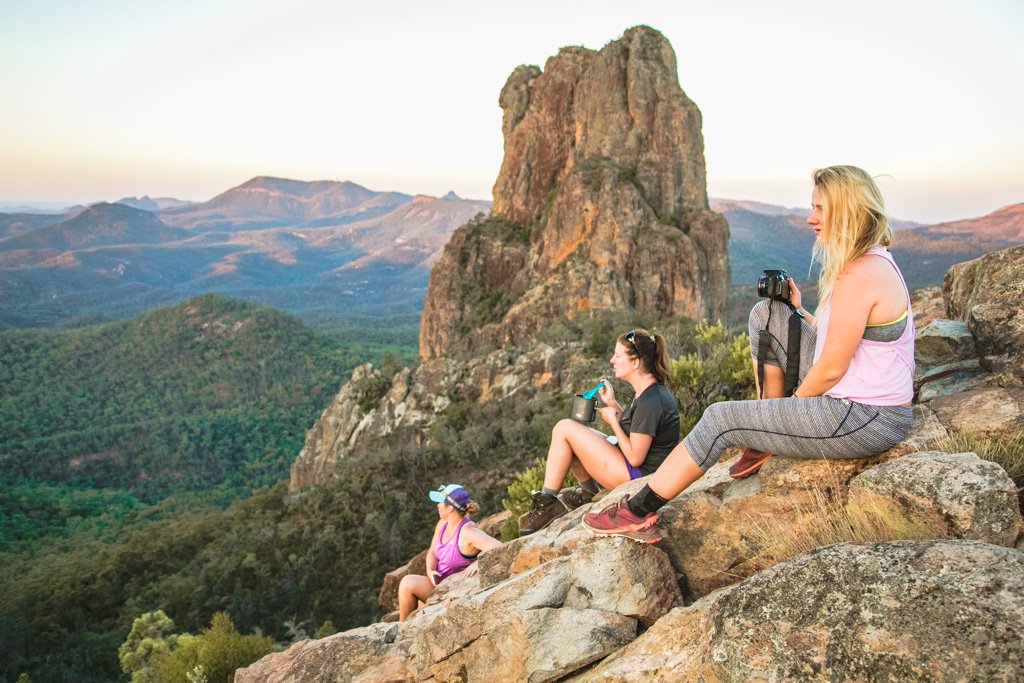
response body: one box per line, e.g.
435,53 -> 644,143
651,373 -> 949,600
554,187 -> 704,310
419,25 -> 729,359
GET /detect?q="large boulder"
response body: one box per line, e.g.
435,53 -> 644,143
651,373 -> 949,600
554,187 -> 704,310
233,622 -> 410,683
848,451 -> 1022,546
944,244 -> 1024,384
395,538 -> 680,682
927,387 -> 1024,436
573,541 -> 1024,682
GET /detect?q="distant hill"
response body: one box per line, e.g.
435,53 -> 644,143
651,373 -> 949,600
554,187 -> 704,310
0,293 -> 350,507
116,195 -> 195,211
159,176 -> 413,230
910,202 -> 1024,242
0,178 -> 490,329
0,202 -> 190,254
0,211 -> 68,240
716,199 -> 1022,290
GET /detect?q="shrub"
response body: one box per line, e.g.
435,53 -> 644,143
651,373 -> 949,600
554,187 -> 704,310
669,320 -> 755,434
147,612 -> 275,683
119,610 -> 181,682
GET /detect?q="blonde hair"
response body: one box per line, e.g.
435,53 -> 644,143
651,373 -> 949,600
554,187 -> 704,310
811,165 -> 892,307
463,501 -> 479,516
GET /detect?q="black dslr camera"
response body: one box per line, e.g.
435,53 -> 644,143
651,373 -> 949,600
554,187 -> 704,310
757,269 -> 791,302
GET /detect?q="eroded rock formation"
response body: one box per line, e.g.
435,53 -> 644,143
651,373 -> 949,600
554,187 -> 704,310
419,25 -> 729,359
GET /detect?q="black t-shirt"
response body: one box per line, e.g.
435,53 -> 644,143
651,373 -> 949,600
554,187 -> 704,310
619,383 -> 680,475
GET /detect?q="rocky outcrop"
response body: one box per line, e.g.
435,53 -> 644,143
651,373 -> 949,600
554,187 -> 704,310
419,25 -> 729,359
574,541 -> 1024,682
291,25 -> 730,490
944,244 -> 1024,384
289,341 -> 602,489
241,449 -> 1023,682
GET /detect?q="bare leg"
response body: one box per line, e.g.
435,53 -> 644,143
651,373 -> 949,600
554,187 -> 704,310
543,419 -> 631,491
398,574 -> 435,621
646,440 -> 706,500
754,359 -> 786,400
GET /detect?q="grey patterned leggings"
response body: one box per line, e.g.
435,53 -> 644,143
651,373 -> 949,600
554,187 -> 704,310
682,300 -> 913,471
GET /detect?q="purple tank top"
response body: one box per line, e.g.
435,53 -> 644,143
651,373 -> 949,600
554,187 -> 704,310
813,246 -> 915,405
435,517 -> 476,579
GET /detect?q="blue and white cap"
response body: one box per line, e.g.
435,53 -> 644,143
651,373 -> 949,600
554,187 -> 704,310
429,484 -> 470,511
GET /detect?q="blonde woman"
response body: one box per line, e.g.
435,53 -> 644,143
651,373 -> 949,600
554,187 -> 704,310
398,484 -> 500,621
584,165 -> 914,542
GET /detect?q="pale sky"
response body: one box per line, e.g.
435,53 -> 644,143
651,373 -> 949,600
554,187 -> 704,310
1,0 -> 1022,223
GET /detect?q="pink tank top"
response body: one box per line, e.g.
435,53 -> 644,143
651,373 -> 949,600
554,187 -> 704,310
435,517 -> 476,579
812,246 -> 915,405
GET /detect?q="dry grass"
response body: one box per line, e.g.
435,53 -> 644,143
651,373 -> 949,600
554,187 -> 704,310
748,431 -> 1024,568
934,429 -> 1024,486
748,486 -> 947,569
935,429 -> 1024,513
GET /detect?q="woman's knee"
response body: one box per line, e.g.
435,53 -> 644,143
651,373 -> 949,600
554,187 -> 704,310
552,418 -> 580,439
748,299 -> 772,336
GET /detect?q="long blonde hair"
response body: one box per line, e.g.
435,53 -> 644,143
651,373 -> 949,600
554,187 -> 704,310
811,165 -> 893,307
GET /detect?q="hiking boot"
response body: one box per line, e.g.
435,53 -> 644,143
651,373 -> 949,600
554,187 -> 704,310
518,492 -> 569,536
582,496 -> 658,536
557,485 -> 595,510
729,448 -> 772,479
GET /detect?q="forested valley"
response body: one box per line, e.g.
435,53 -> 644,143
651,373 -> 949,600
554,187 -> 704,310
0,296 -> 755,682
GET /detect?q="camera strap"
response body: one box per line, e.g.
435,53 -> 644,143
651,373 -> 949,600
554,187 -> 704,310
783,308 -> 802,397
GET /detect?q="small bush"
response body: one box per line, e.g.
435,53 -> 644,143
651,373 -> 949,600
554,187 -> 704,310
669,320 -> 755,433
147,612 -> 274,683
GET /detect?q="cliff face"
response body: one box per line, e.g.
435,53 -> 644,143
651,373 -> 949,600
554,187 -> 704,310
420,25 -> 729,359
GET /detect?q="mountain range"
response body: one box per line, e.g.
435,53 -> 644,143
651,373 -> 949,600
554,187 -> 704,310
714,198 -> 1022,292
0,177 -> 490,328
0,177 -> 1020,330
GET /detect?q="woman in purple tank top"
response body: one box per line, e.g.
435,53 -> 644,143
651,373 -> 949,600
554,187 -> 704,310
398,484 -> 501,621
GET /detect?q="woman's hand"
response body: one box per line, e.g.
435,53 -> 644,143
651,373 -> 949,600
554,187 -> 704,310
462,561 -> 479,578
597,378 -> 618,408
788,278 -> 803,312
428,570 -> 442,586
597,405 -> 621,427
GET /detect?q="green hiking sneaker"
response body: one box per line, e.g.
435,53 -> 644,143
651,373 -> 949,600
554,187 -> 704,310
518,492 -> 569,536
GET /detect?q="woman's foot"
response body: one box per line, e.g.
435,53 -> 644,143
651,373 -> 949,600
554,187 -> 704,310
729,448 -> 772,479
557,485 -> 595,510
582,495 -> 660,543
518,492 -> 569,536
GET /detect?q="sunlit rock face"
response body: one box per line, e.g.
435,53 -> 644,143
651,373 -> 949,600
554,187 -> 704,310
419,25 -> 729,360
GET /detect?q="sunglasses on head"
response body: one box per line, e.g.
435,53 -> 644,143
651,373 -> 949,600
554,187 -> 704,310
624,330 -> 654,350
436,486 -> 466,511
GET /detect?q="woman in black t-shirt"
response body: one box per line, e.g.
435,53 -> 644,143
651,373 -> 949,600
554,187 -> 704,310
517,328 -> 680,536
